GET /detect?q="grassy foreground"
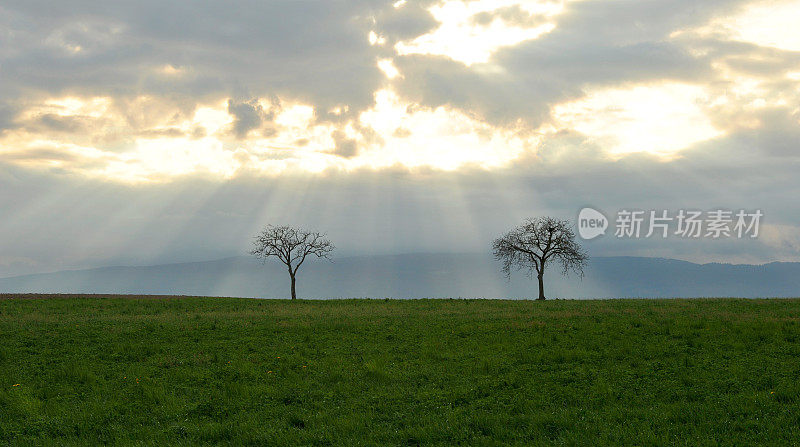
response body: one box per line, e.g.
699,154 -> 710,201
1,296 -> 800,445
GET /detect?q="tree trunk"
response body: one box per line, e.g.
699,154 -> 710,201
290,274 -> 297,300
537,273 -> 545,300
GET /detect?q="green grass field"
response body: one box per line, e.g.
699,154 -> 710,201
2,296 -> 800,445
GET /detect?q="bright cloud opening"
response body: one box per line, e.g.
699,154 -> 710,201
549,83 -> 723,156
358,89 -> 530,169
395,0 -> 567,65
675,0 -> 800,51
0,90 -> 539,181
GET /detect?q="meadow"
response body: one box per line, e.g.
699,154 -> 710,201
1,295 -> 799,445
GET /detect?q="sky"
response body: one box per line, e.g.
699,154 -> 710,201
1,0 -> 799,276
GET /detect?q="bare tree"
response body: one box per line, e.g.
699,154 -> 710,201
250,225 -> 334,300
493,217 -> 587,300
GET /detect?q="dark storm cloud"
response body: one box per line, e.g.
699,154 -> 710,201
35,114 -> 88,133
374,1 -> 439,42
395,44 -> 705,128
331,130 -> 359,158
0,0 -> 408,119
0,0 -> 789,129
394,0 -> 758,127
0,103 -> 18,132
471,4 -> 549,28
228,100 -> 267,139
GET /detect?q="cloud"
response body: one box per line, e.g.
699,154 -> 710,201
2,147 -> 84,162
0,0 -> 402,118
0,103 -> 18,132
471,4 -> 551,28
35,113 -> 88,133
331,130 -> 359,158
3,0 -> 797,168
227,99 -> 271,139
374,0 -> 439,42
391,0 -> 766,128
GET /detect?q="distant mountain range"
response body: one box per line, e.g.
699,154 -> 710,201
1,254 -> 798,299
